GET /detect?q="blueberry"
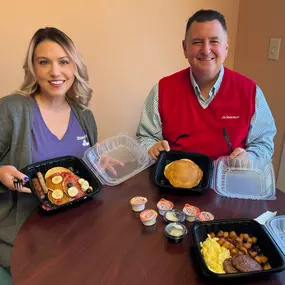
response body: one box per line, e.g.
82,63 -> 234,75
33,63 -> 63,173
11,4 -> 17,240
67,182 -> 73,188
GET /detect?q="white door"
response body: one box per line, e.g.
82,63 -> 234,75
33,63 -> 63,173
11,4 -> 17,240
277,138 -> 285,192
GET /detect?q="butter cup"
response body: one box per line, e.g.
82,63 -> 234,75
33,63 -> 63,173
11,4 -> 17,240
130,196 -> 147,212
140,209 -> 158,226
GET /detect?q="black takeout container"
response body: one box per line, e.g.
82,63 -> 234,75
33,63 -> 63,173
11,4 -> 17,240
192,218 -> 285,278
154,150 -> 212,194
22,156 -> 102,212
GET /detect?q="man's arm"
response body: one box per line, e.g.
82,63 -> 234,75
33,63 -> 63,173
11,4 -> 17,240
136,84 -> 164,151
245,86 -> 276,159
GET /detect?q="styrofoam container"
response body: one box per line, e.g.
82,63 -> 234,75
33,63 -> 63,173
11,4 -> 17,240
83,134 -> 152,186
211,157 -> 276,200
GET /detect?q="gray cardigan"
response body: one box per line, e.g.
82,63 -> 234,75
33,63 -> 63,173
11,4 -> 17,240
0,94 -> 98,266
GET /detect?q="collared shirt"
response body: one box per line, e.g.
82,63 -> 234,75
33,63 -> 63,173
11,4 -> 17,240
136,66 -> 276,159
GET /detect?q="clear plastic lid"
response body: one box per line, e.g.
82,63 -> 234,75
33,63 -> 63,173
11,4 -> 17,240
211,156 -> 276,200
83,134 -> 152,186
265,215 -> 285,256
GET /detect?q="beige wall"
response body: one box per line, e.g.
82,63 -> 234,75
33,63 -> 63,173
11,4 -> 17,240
0,0 -> 239,139
234,0 -> 285,173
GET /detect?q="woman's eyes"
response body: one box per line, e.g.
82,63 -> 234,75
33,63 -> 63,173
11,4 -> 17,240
59,60 -> 69,65
38,59 -> 69,65
39,60 -> 49,65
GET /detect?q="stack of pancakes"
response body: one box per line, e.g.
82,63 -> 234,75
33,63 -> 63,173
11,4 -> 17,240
45,167 -> 85,205
164,159 -> 203,188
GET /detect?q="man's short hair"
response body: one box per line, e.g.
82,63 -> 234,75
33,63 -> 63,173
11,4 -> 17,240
185,9 -> 227,38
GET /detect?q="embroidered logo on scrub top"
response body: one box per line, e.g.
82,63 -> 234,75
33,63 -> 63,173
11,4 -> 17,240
77,135 -> 90,147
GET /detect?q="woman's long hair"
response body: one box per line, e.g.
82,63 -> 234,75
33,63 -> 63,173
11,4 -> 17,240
15,27 -> 92,109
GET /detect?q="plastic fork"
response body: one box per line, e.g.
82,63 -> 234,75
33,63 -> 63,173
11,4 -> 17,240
13,178 -> 24,188
169,134 -> 189,146
223,128 -> 233,153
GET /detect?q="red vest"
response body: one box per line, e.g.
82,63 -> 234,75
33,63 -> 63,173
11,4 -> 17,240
158,67 -> 256,160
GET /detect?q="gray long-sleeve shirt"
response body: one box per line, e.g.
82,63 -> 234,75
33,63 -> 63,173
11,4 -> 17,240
0,94 -> 98,266
136,66 -> 276,159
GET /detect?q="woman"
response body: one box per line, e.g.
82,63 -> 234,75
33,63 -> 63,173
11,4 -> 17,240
0,27 -> 98,283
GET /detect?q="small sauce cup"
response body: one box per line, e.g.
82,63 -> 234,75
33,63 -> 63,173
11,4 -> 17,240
198,211 -> 214,221
164,209 -> 185,223
183,204 -> 200,222
165,222 -> 187,243
140,209 -> 158,226
130,196 -> 147,212
157,198 -> 174,216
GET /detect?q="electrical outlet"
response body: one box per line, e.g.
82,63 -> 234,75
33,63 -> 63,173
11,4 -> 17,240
268,38 -> 281,60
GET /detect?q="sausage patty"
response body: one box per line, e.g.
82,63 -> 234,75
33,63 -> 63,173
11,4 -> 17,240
223,258 -> 239,273
232,255 -> 262,272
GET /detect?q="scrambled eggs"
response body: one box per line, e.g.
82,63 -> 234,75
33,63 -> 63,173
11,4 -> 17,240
200,235 -> 231,274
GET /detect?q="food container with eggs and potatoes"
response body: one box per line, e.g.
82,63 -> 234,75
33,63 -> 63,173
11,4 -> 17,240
154,150 -> 212,194
22,134 -> 152,212
192,218 -> 285,278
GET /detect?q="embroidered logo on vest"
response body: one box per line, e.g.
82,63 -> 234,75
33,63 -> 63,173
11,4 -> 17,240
221,116 -> 240,119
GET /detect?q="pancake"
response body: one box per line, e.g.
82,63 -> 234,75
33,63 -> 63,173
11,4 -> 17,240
45,167 -> 72,179
48,190 -> 71,205
164,159 -> 203,188
62,173 -> 86,199
46,172 -> 71,192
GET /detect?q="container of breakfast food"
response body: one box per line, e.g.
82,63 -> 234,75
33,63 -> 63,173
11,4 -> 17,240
23,134 -> 152,212
164,209 -> 185,223
192,218 -> 285,278
157,198 -> 174,216
140,209 -> 158,226
22,156 -> 102,212
154,150 -> 212,194
130,196 -> 147,212
165,222 -> 188,243
198,211 -> 214,221
183,204 -> 200,222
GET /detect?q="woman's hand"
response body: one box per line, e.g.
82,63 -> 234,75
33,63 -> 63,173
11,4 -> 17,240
0,165 -> 31,193
95,143 -> 124,175
99,155 -> 124,176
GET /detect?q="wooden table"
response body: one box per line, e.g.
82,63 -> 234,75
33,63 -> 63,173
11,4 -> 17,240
11,167 -> 285,285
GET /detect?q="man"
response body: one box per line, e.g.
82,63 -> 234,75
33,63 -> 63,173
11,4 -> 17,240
136,9 -> 276,161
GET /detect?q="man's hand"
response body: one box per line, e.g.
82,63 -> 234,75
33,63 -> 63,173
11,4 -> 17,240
229,148 -> 248,159
148,140 -> 170,160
